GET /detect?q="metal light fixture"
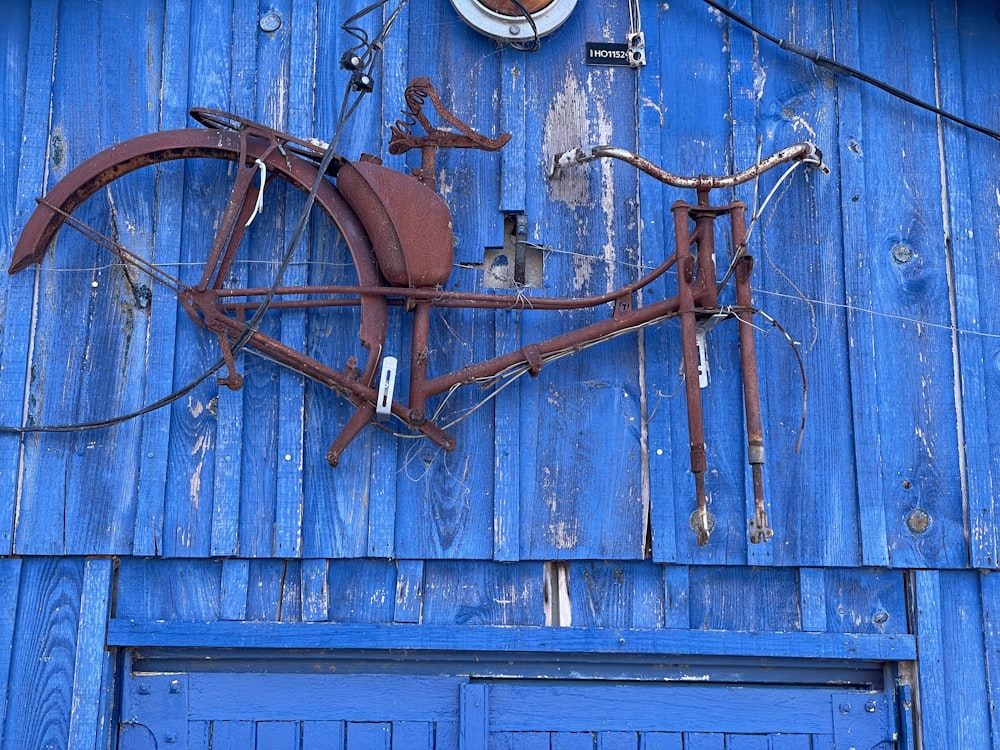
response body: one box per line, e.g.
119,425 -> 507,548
450,0 -> 578,43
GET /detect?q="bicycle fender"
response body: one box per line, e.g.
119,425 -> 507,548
8,127 -> 388,370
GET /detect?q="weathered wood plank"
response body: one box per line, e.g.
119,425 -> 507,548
67,558 -> 113,750
160,0 -> 240,557
567,562 -> 665,629
106,620 -> 917,660
736,2 -> 860,567
944,3 -> 1000,569
135,0 -> 192,557
0,559 -> 22,735
844,1 -> 966,568
823,568 -> 908,635
0,2 -> 35,555
422,561 -> 545,626
642,2 -> 747,564
2,559 -> 84,750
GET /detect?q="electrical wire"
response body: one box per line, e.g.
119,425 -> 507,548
702,0 -> 1000,142
506,0 -> 540,52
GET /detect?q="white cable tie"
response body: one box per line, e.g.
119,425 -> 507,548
245,158 -> 266,227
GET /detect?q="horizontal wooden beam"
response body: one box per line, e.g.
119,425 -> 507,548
107,619 -> 915,661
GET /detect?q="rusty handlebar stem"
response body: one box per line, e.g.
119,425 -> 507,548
549,141 -> 828,187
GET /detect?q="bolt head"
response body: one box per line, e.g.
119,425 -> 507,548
259,11 -> 282,33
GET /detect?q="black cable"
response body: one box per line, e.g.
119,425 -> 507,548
703,0 -> 1000,143
506,0 -> 541,52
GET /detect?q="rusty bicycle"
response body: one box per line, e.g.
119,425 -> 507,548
8,75 -> 824,545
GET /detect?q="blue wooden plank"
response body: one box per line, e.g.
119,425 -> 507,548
461,682 -> 489,750
485,683 -> 833,734
798,568 -> 827,632
327,560 -> 396,623
390,14 -> 503,560
106,620 -> 916,661
160,1 -> 240,558
220,559 -> 250,621
568,562 -> 665,629
662,565 -> 690,629
640,734 -> 682,750
294,0 -> 404,560
847,1 -> 966,568
642,2 -> 748,564
256,0 -> 308,559
68,558 -> 113,750
187,673 -> 464,721
504,1 -> 645,561
551,732 -> 595,750
134,0 -> 192,557
301,559 -> 330,622
394,559 -> 425,624
935,572 -> 992,750
824,568 -> 908,635
944,3 -> 1000,569
980,571 -> 1000,750
245,560 -> 287,621
257,720 -> 299,746
115,558 -> 224,621
732,2 -> 858,567
686,567 -> 799,633
2,558 -> 84,750
0,559 -> 22,736
830,0 -> 888,568
0,1 -> 34,555
302,720 -> 346,750
208,720 -> 254,750
596,733 -> 637,750
422,562 -> 545,627
347,722 -> 391,749
491,733 -> 549,750
5,1 -> 67,556
392,721 -> 434,750
913,570 -> 947,748
681,735 -> 723,750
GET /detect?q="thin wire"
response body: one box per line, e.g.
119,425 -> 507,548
702,0 -> 1000,142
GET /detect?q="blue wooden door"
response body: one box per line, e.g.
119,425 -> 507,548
117,653 -> 904,749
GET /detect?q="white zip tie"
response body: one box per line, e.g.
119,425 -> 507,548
245,158 -> 266,227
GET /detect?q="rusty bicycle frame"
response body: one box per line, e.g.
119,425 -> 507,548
9,78 -> 824,545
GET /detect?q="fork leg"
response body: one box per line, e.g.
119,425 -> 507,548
734,253 -> 773,544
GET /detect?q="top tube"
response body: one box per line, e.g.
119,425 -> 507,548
550,141 -> 828,188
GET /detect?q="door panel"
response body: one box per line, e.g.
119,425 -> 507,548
118,654 -> 902,749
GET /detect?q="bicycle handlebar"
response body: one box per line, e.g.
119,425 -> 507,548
549,141 -> 828,188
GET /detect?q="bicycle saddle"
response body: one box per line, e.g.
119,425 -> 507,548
337,159 -> 454,288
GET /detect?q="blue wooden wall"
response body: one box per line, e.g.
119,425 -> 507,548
0,0 -> 999,746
